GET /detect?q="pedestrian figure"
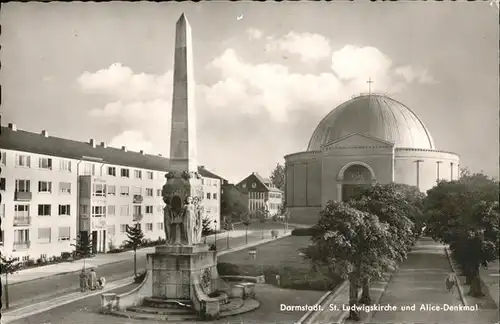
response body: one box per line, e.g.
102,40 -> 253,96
79,269 -> 88,292
98,276 -> 106,289
89,268 -> 97,290
445,273 -> 456,292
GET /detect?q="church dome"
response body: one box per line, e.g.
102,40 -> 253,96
307,94 -> 435,151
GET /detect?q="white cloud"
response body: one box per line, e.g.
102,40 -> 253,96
246,28 -> 263,40
395,65 -> 438,84
108,130 -> 154,154
265,32 -> 332,63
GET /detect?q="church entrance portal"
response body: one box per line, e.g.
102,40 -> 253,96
341,164 -> 374,201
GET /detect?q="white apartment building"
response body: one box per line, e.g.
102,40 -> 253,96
0,123 -> 223,261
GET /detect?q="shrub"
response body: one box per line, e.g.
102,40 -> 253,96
291,227 -> 318,236
61,252 -> 72,260
134,270 -> 147,283
25,259 -> 36,267
209,243 -> 217,251
108,248 -> 123,254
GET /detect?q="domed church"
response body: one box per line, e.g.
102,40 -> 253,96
284,93 -> 460,224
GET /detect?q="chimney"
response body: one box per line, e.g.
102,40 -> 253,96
140,150 -> 145,155
199,165 -> 205,169
41,130 -> 49,137
89,138 -> 96,148
100,141 -> 107,148
8,123 -> 17,131
121,146 -> 127,152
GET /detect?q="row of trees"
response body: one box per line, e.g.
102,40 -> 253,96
424,170 -> 499,297
303,183 -> 425,321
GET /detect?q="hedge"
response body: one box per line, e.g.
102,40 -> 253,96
291,227 -> 319,236
217,262 -> 341,291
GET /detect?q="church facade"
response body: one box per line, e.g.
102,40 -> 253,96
284,94 -> 460,224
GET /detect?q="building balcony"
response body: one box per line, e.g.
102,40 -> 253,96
133,214 -> 143,222
15,191 -> 32,201
13,216 -> 31,226
133,195 -> 143,204
13,241 -> 31,251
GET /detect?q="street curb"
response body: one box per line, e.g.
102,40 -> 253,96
298,280 -> 349,324
444,247 -> 468,306
3,234 -> 291,323
3,276 -> 136,323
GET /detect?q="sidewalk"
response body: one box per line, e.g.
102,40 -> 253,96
8,229 -> 256,285
479,259 -> 499,308
368,237 -> 492,324
3,231 -> 292,323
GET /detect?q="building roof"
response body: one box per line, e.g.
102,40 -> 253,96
237,172 -> 283,193
0,125 -> 224,179
307,94 -> 435,151
198,166 -> 227,183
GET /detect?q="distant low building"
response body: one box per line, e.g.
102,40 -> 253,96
236,172 -> 283,217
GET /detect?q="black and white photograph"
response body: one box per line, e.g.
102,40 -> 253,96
0,2 -> 498,324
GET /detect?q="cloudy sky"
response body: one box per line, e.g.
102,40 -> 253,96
1,2 -> 498,183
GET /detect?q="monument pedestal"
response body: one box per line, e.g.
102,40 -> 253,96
149,244 -> 218,300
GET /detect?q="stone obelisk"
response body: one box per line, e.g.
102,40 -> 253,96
170,13 -> 197,173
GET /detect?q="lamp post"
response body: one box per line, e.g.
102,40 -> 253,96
214,220 -> 218,251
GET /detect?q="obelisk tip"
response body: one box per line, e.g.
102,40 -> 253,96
177,13 -> 189,24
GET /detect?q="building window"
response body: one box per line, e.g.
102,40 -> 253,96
157,189 -> 162,197
213,193 -> 217,200
206,179 -> 211,186
82,163 -> 95,176
201,179 -> 204,185
59,160 -> 71,172
242,183 -> 246,189
59,182 -> 71,194
0,230 -> 4,245
134,170 -> 142,179
15,179 -> 31,192
135,223 -> 142,231
252,183 -> 256,188
15,204 -> 30,217
121,168 -> 130,178
107,185 -> 116,196
58,204 -> 71,216
14,229 -> 30,245
108,167 -> 116,176
92,183 -> 106,197
38,181 -> 52,193
38,157 -> 53,170
206,193 -> 211,199
108,205 -> 116,216
120,205 -> 129,216
38,204 -> 51,216
157,222 -> 164,230
146,188 -> 153,197
146,223 -> 153,232
92,206 -> 106,217
146,206 -> 153,214
0,178 -> 5,191
147,171 -> 154,180
58,226 -> 71,241
0,204 -> 5,218
16,154 -> 31,168
157,205 -> 163,213
38,228 -> 51,243
133,205 -> 142,217
107,225 -> 116,236
120,224 -> 127,233
132,187 -> 142,195
120,186 -> 129,196
0,151 -> 6,166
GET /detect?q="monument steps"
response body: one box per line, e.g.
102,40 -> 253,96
128,305 -> 195,315
112,310 -> 199,321
143,297 -> 193,309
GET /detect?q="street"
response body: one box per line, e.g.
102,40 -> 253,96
4,223 -> 289,310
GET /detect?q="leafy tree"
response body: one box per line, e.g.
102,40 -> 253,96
221,185 -> 248,220
424,173 -> 499,297
125,223 -> 145,277
0,255 -> 22,309
73,232 -> 92,260
269,163 -> 285,191
302,201 -> 392,321
240,212 -> 252,244
348,184 -> 419,304
202,216 -> 215,236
